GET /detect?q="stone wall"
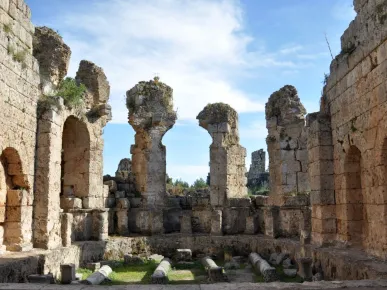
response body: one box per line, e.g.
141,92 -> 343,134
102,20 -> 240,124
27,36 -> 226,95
0,0 -> 39,252
247,149 -> 269,189
265,85 -> 309,197
311,0 -> 387,259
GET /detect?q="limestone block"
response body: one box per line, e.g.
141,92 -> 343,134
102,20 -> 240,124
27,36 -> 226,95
179,211 -> 192,234
245,215 -> 257,235
61,213 -> 72,247
104,197 -> 116,208
116,209 -> 129,235
175,249 -> 192,262
82,197 -> 103,209
60,197 -> 82,210
264,206 -> 279,238
93,211 -> 108,241
115,191 -> 125,198
211,209 -> 222,235
0,0 -> 10,11
103,180 -> 117,193
7,189 -> 31,206
76,60 -> 110,105
297,258 -> 312,281
60,264 -> 75,284
116,198 -> 130,209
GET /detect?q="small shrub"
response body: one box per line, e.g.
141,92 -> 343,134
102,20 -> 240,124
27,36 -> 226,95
37,95 -> 62,117
3,23 -> 12,34
13,49 -> 27,63
55,77 -> 86,108
7,43 -> 15,55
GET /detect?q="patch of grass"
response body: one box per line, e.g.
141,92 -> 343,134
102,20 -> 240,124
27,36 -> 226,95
76,268 -> 93,280
253,273 -> 265,283
168,268 -> 207,285
102,260 -> 158,285
12,49 -> 27,63
7,43 -> 15,55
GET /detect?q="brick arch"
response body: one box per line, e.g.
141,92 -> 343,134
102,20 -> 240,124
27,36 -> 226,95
0,147 -> 30,251
61,116 -> 90,200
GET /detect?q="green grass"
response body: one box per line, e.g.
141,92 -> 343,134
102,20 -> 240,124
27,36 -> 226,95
76,268 -> 93,280
103,260 -> 159,285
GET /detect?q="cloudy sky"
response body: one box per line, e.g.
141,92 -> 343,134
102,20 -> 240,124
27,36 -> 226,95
26,0 -> 356,184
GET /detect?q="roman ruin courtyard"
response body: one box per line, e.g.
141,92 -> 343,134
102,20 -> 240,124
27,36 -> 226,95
1,0 -> 387,288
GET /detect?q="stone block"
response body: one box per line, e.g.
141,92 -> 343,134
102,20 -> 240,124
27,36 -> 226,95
60,263 -> 75,284
115,191 -> 125,198
28,274 -> 54,284
297,258 -> 312,281
86,262 -> 101,272
61,213 -> 73,247
82,197 -> 103,209
104,197 -> 116,208
227,197 -> 251,207
179,212 -> 192,234
211,210 -> 222,235
244,215 -> 257,235
60,197 -> 82,210
6,189 -> 30,206
175,249 -> 192,262
116,209 -> 129,236
116,198 -> 130,209
104,180 -> 117,193
129,197 -> 141,208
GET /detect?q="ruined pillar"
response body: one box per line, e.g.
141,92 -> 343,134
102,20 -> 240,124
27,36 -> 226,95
265,85 -> 309,196
126,78 -> 176,208
247,149 -> 269,188
126,78 -> 176,234
197,103 -> 247,207
33,27 -> 71,249
306,113 -> 336,245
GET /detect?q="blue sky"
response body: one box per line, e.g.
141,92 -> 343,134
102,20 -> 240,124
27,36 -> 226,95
26,0 -> 355,184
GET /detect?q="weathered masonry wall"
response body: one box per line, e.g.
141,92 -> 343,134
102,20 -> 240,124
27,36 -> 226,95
0,0 -> 39,252
312,0 -> 387,259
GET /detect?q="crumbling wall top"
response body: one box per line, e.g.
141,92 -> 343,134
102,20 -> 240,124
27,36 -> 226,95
265,85 -> 306,126
76,60 -> 110,106
33,26 -> 71,93
126,78 -> 177,131
196,102 -> 237,129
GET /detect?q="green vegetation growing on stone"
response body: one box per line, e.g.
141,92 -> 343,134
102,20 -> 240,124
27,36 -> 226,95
37,95 -> 62,117
192,178 -> 207,189
248,185 -> 269,196
3,23 -> 12,34
56,77 -> 86,108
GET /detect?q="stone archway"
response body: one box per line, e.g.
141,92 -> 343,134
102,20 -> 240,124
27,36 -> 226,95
342,145 -> 365,246
0,147 -> 31,252
61,116 -> 90,200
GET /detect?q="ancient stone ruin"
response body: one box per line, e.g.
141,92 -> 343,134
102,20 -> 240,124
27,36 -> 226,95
1,0 -> 387,288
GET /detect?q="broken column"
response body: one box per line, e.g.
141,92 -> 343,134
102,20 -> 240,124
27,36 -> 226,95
247,149 -> 269,189
197,103 -> 247,207
126,78 -> 177,234
265,85 -> 309,196
151,258 -> 172,284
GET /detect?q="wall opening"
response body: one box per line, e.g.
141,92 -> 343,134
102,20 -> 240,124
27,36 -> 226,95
343,145 -> 365,247
0,148 -> 29,251
61,116 -> 90,202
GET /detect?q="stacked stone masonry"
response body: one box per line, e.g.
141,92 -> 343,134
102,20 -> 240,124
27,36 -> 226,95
1,0 -> 387,285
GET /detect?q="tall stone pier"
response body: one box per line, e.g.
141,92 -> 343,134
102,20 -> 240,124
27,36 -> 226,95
126,78 -> 176,234
265,85 -> 309,196
197,103 -> 247,207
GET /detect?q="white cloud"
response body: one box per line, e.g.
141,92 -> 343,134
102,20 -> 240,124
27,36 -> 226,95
56,0 -> 300,123
280,44 -> 303,55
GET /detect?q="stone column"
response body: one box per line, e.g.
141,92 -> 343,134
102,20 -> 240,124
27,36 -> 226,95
196,103 -> 247,207
126,78 -> 176,234
306,113 -> 336,245
33,27 -> 71,249
127,78 -> 176,208
265,85 -> 309,196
